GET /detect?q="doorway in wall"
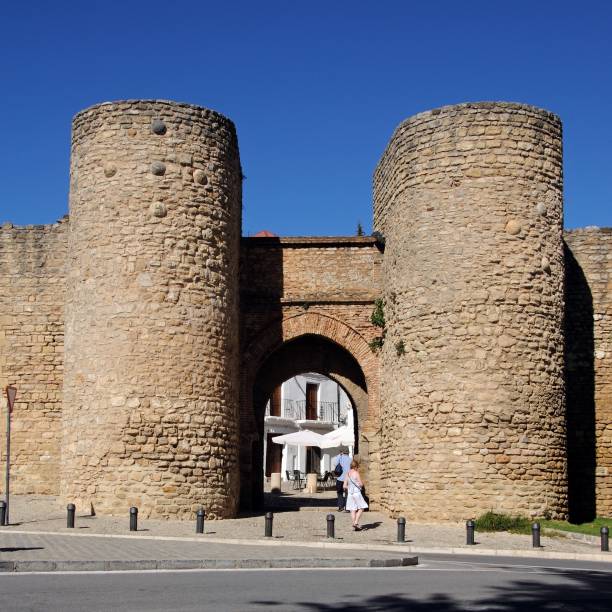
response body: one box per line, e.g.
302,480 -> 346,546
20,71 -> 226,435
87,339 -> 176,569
249,334 -> 367,510
305,383 -> 318,420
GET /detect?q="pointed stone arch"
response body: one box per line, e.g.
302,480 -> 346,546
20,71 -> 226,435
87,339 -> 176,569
244,311 -> 379,416
240,311 -> 381,511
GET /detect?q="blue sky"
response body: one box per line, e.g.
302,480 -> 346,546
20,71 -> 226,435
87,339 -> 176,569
1,1 -> 610,235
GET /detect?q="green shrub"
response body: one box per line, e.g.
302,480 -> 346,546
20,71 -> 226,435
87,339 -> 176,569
368,336 -> 384,352
371,298 -> 385,328
369,298 -> 386,352
474,511 -> 531,534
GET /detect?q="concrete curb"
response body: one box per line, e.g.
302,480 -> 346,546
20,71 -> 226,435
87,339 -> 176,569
0,556 -> 418,573
3,528 -> 611,563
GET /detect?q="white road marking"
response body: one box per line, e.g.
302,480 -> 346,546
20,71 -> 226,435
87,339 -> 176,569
418,558 -> 612,573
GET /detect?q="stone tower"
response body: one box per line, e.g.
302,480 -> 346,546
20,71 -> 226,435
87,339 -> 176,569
62,100 -> 242,518
374,102 -> 567,519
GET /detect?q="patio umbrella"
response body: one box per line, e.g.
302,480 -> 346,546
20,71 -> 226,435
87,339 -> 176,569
319,425 -> 354,448
271,429 -> 327,447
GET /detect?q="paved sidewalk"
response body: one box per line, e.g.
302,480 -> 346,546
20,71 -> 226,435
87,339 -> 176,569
0,531 -> 417,572
1,494 -> 610,570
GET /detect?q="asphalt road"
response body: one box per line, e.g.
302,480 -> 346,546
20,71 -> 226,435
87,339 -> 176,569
1,554 -> 611,611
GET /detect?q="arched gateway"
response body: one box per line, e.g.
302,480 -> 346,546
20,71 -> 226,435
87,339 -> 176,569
239,310 -> 382,511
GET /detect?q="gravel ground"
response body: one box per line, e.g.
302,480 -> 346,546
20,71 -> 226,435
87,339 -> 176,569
1,493 -> 605,555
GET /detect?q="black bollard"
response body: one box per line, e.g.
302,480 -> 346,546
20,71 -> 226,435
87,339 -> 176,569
397,517 -> 406,543
601,526 -> 609,552
67,503 -> 76,528
532,522 -> 541,548
129,506 -> 138,532
196,508 -> 205,534
264,511 -> 274,537
326,513 -> 335,539
466,520 -> 475,545
0,501 -> 6,526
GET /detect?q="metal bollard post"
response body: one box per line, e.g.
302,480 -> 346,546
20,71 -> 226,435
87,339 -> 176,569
532,522 -> 541,548
601,526 -> 609,552
265,511 -> 273,537
0,501 -> 6,526
129,506 -> 138,532
196,508 -> 205,534
326,513 -> 335,538
397,517 -> 406,543
466,520 -> 475,545
67,503 -> 75,528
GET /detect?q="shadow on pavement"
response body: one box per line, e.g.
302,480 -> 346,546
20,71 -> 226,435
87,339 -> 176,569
238,491 -> 337,516
0,547 -> 45,553
360,522 -> 382,531
252,568 -> 612,611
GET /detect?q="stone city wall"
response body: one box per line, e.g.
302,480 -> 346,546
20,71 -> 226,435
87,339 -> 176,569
565,228 -> 612,518
0,221 -> 67,495
0,98 -> 609,522
62,100 -> 242,518
375,102 -> 568,520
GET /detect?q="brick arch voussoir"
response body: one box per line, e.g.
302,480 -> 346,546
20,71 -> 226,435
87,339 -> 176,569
245,313 -> 372,378
243,313 -> 379,426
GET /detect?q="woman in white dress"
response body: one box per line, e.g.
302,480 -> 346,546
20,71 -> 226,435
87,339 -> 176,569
343,458 -> 368,530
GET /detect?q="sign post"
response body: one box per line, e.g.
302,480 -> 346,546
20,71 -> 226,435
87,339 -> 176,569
4,385 -> 16,526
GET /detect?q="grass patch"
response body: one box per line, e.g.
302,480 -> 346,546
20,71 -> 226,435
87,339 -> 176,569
474,512 -> 611,538
541,517 -> 610,537
474,511 -> 531,534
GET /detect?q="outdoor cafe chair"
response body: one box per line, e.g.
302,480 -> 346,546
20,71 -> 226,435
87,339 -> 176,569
286,470 -> 299,489
317,471 -> 335,490
292,470 -> 305,489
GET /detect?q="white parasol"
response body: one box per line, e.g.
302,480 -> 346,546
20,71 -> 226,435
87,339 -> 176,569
319,425 -> 355,448
271,429 -> 327,447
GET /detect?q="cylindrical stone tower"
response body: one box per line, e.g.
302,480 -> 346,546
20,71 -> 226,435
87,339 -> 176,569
374,102 -> 567,520
62,100 -> 242,518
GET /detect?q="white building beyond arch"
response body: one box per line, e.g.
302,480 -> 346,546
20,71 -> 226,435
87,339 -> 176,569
263,373 -> 354,480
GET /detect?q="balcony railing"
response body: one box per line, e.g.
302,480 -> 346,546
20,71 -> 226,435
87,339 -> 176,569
265,399 -> 345,424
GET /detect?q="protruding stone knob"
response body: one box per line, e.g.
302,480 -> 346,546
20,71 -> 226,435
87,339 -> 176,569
151,161 -> 166,176
151,119 -> 167,135
150,201 -> 167,218
505,219 -> 522,235
193,169 -> 208,185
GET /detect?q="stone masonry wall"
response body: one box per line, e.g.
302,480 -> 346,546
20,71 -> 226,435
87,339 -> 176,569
0,97 -> 609,523
565,228 -> 612,518
240,236 -> 382,301
0,221 -> 67,495
375,102 -> 567,520
62,100 -> 242,518
240,236 -> 383,339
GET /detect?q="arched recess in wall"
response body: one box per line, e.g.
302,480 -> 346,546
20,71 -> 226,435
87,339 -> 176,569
240,312 -> 381,511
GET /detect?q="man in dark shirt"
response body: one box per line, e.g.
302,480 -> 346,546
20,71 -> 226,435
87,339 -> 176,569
332,447 -> 352,511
